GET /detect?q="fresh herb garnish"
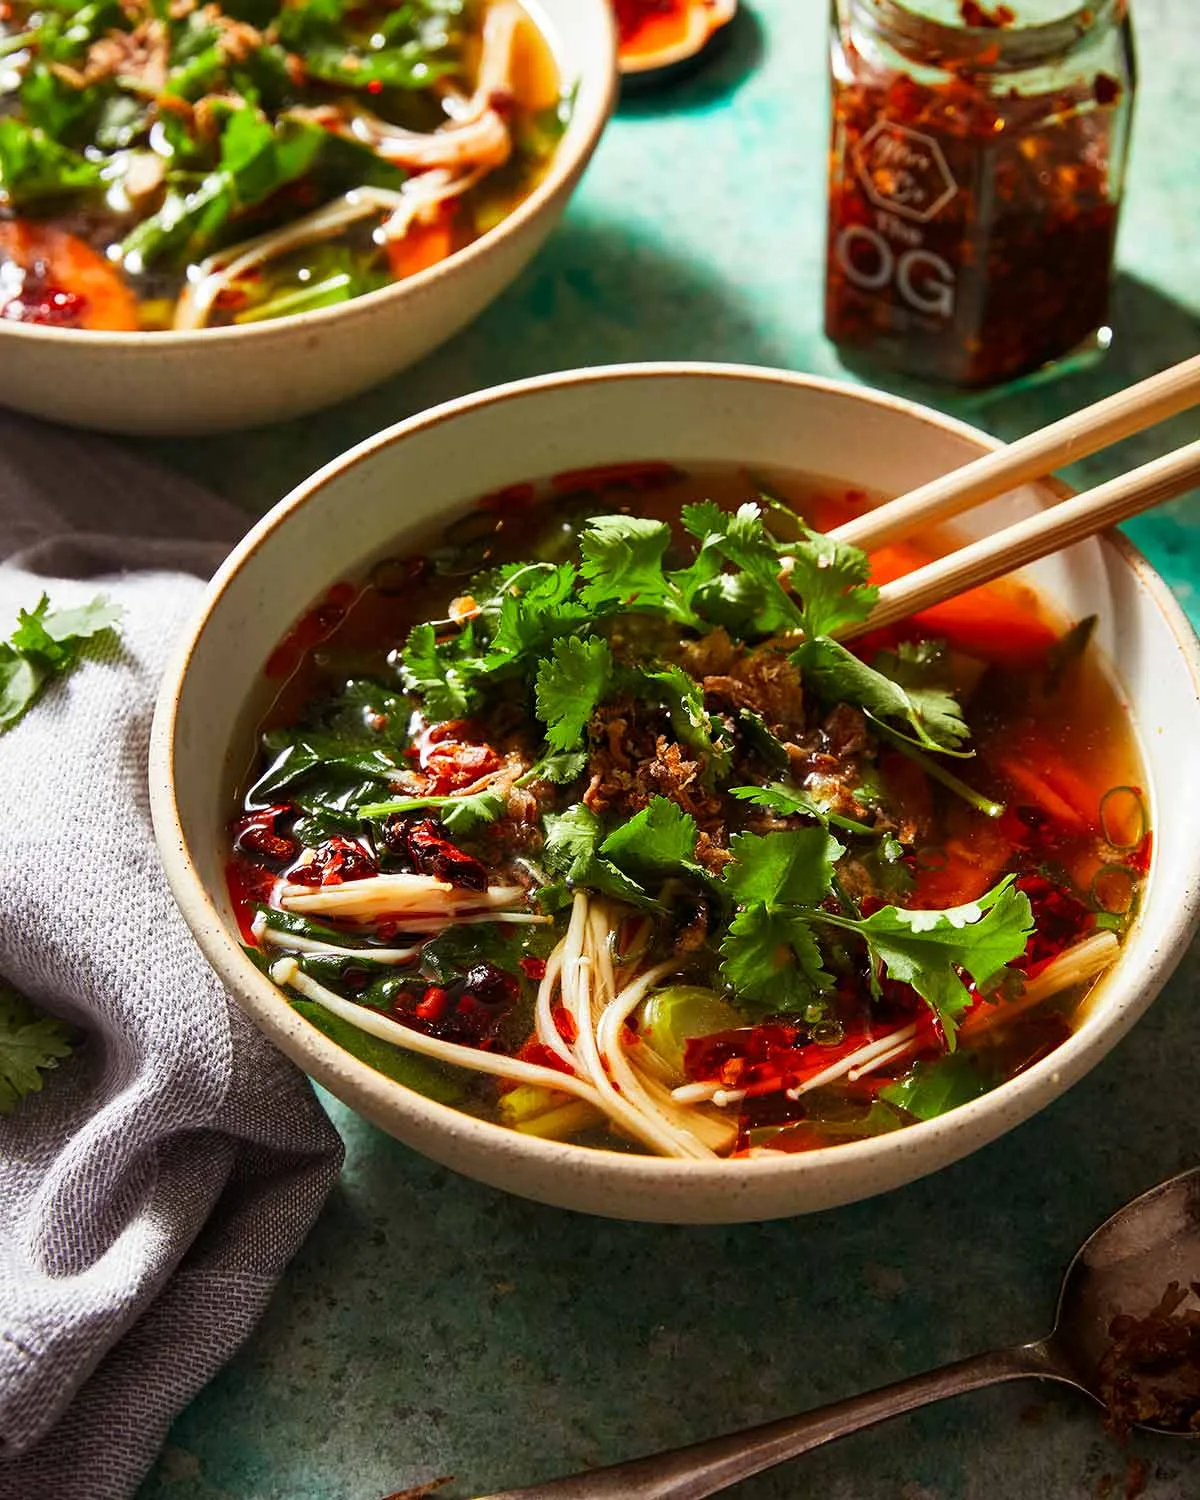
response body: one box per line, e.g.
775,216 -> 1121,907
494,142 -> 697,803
0,593 -> 122,733
717,829 -> 1032,1037
535,634 -> 613,752
0,982 -> 75,1115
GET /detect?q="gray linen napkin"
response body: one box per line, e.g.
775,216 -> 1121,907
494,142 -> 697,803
0,413 -> 345,1500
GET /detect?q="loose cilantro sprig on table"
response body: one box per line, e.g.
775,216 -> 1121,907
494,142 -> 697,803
0,594 -> 123,733
0,983 -> 75,1116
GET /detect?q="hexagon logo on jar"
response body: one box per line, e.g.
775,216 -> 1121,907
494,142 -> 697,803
853,121 -> 957,223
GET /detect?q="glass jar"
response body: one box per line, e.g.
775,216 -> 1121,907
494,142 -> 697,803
824,0 -> 1136,388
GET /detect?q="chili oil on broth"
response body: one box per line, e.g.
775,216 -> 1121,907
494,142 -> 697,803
227,463 -> 1150,1155
0,0 -> 563,333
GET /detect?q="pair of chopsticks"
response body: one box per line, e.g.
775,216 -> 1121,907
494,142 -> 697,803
832,354 -> 1200,642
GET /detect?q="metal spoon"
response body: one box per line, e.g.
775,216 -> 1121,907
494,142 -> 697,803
478,1168 -> 1200,1500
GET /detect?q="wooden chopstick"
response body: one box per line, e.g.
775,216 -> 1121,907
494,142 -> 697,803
840,438 -> 1200,642
830,353 -> 1200,553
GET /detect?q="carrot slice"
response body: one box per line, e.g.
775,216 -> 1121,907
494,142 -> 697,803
0,221 -> 139,331
994,754 -> 1093,831
385,216 -> 456,281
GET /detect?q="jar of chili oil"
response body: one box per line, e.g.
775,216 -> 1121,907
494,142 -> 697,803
824,0 -> 1136,388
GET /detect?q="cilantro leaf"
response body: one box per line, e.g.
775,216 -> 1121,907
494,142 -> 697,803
0,983 -> 75,1116
720,905 -> 834,1017
722,828 -> 845,909
542,803 -> 655,908
523,750 -> 589,785
821,876 -> 1034,1041
600,796 -> 699,881
794,637 -> 970,755
676,501 -> 802,636
399,621 -> 478,721
482,563 -> 590,670
729,782 -> 874,836
535,634 -> 612,752
786,525 -> 878,640
0,593 -> 123,733
0,650 -> 45,728
357,788 -> 506,838
15,595 -> 123,654
578,516 -> 678,614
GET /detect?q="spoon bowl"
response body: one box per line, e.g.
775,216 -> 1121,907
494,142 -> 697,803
477,1168 -> 1200,1498
1051,1167 -> 1200,1434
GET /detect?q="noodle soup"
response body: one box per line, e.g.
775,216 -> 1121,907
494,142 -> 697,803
227,465 -> 1149,1160
0,0 -> 564,331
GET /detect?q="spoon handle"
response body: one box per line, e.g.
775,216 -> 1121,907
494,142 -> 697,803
478,1341 -> 1068,1500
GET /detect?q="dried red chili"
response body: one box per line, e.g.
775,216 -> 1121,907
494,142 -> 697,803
825,0 -> 1135,388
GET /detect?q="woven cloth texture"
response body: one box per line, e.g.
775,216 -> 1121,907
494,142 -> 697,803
0,413 -> 344,1500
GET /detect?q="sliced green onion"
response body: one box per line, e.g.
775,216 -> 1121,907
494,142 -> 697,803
234,271 -> 353,324
1090,863 -> 1138,917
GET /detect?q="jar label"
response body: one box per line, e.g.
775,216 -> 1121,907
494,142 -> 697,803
831,118 -> 961,324
852,121 -> 958,223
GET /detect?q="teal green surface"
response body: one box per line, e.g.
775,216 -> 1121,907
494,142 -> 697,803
137,2 -> 1200,1497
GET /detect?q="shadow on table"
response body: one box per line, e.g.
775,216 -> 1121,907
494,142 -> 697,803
133,203 -> 793,515
139,958 -> 1200,1500
616,3 -> 767,118
954,272 -> 1200,451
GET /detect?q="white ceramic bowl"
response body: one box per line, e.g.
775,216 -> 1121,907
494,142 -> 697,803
0,1 -> 616,437
149,364 -> 1200,1223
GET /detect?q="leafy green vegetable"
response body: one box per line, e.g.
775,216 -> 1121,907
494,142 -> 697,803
677,500 -> 803,637
0,117 -> 102,205
0,983 -> 75,1115
399,621 -> 479,720
821,877 -> 1034,1041
729,782 -> 874,836
418,922 -> 525,984
0,594 -> 123,733
720,904 -> 834,1017
541,804 -> 655,908
717,829 -> 844,1015
578,515 -> 678,615
599,796 -> 700,882
120,106 -> 347,268
723,828 -> 845,908
521,749 -> 589,786
879,1052 -> 995,1121
481,563 -> 589,669
535,635 -> 612,752
357,787 -> 506,838
290,998 -> 463,1103
714,824 -> 1030,1036
793,637 -> 970,755
786,524 -> 879,641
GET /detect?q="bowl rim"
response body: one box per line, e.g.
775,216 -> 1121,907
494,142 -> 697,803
149,361 -> 1200,1191
0,0 -> 617,351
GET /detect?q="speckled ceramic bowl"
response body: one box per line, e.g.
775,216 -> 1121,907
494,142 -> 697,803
0,0 -> 616,437
149,364 -> 1200,1222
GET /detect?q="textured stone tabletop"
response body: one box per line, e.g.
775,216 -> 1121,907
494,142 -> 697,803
135,2 -> 1200,1496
